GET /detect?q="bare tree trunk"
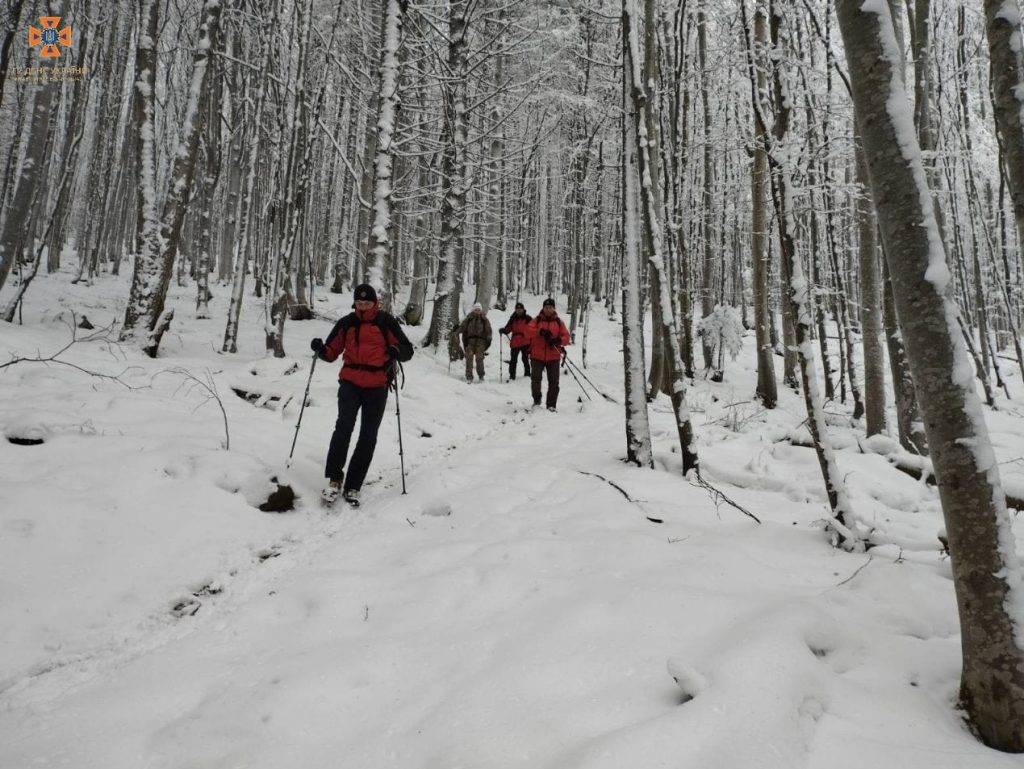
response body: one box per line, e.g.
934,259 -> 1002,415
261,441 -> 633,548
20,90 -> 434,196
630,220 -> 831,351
983,0 -> 1024,365
475,9 -> 504,311
0,61 -> 58,295
750,5 -> 776,409
856,141 -> 886,436
697,3 -> 715,370
838,0 -> 1024,750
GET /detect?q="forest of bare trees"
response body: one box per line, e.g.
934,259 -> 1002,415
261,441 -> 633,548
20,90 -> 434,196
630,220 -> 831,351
3,0 -> 1024,752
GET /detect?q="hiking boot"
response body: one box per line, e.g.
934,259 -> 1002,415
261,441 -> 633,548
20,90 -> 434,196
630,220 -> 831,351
547,406 -> 557,413
321,481 -> 342,506
343,488 -> 360,507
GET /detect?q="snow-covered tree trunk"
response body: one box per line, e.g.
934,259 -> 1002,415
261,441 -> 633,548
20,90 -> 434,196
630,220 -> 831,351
838,0 -> 1024,750
697,2 -> 715,371
424,0 -> 469,349
364,0 -> 408,312
750,3 -> 776,410
475,10 -> 504,311
621,37 -> 653,468
856,141 -> 886,437
882,259 -> 928,453
0,62 -> 58,295
983,0 -> 1024,311
0,0 -> 27,111
120,0 -> 161,342
624,0 -> 697,476
122,0 -> 222,357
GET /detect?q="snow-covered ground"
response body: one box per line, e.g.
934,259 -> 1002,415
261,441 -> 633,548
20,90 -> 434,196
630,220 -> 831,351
2,270 -> 1024,768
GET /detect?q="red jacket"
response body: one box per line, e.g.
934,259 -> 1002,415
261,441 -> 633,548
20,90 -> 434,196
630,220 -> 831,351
319,304 -> 413,388
500,312 -> 532,349
526,312 -> 570,362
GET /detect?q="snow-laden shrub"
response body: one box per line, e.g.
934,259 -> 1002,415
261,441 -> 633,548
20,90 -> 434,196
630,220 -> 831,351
696,304 -> 745,371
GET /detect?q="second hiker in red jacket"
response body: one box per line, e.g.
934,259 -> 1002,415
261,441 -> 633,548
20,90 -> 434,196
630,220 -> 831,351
526,297 -> 570,411
499,302 -> 532,380
311,283 -> 413,507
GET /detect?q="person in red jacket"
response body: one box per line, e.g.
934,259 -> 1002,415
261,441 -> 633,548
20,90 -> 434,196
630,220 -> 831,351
311,284 -> 413,506
498,302 -> 532,380
525,297 -> 570,411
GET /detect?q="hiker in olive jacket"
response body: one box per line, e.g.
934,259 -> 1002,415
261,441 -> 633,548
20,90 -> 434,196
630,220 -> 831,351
459,303 -> 492,382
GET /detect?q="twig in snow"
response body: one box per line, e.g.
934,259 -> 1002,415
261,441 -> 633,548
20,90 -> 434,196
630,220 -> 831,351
690,475 -> 762,524
363,605 -> 370,622
1,312 -> 144,387
156,367 -> 231,450
834,555 -> 873,587
576,470 -> 665,523
576,470 -> 640,504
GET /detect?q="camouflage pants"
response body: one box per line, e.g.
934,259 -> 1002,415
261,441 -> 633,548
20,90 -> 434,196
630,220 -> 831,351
465,339 -> 487,380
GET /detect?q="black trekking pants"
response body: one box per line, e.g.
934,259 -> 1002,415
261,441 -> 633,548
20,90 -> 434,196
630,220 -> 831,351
530,358 -> 560,408
325,380 -> 389,491
509,346 -> 531,379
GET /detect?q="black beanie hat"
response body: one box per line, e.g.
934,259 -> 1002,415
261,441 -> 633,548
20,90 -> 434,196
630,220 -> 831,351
353,284 -> 377,303
515,302 -> 525,310
543,297 -> 556,307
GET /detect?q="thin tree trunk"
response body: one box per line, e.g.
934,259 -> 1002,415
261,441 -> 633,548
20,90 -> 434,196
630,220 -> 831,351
750,5 -> 777,409
856,141 -> 886,436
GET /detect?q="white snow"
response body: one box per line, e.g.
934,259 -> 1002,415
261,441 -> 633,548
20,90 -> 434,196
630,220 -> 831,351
2,268 -> 1024,768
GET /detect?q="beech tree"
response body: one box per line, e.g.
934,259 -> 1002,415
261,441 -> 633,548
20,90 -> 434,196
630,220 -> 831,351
837,0 -> 1024,749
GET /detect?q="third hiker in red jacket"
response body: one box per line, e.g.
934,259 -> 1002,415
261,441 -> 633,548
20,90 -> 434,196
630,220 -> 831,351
525,297 -> 570,411
499,302 -> 532,380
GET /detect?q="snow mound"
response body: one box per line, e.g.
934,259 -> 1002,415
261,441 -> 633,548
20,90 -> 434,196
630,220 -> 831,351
666,660 -> 708,702
3,415 -> 51,444
422,501 -> 453,517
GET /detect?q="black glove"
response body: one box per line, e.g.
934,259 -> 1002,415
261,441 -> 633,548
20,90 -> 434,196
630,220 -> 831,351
539,328 -> 552,340
311,338 -> 325,354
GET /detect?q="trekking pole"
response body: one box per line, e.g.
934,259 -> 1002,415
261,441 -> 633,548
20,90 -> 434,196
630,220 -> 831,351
286,352 -> 318,468
499,333 -> 504,383
390,369 -> 408,495
561,349 -> 592,401
563,352 -> 617,403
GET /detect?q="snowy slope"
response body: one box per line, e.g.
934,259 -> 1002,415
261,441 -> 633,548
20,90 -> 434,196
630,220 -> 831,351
2,270 -> 1024,768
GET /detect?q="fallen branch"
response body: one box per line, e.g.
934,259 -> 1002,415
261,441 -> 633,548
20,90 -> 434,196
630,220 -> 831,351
691,474 -> 762,524
0,312 -> 143,388
576,469 -> 664,523
576,470 -> 639,503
